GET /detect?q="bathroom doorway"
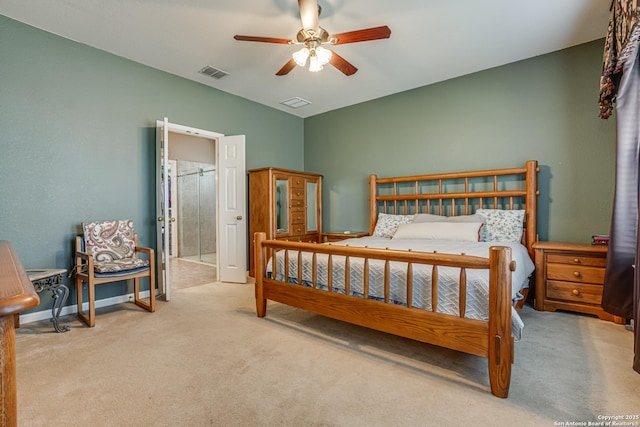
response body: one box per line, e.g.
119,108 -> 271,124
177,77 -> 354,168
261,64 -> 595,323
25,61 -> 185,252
167,132 -> 217,290
176,161 -> 216,265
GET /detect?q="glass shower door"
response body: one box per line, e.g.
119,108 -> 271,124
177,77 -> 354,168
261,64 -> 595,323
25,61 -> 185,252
177,162 -> 216,265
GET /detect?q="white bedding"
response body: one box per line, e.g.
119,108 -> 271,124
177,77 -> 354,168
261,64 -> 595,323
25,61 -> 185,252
267,236 -> 534,341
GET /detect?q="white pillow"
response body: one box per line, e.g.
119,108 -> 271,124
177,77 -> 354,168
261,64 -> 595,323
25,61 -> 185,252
475,209 -> 525,242
392,222 -> 483,242
372,213 -> 414,238
413,213 -> 485,223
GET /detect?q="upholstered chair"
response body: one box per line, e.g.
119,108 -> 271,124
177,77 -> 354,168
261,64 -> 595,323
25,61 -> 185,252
74,220 -> 155,327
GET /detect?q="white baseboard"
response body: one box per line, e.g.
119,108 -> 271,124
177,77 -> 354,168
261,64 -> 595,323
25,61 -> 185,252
19,290 -> 151,325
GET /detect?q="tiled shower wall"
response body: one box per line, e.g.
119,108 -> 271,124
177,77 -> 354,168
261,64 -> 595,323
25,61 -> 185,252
176,160 -> 216,259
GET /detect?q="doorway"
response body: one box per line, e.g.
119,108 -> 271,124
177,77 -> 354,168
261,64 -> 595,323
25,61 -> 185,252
156,119 -> 247,301
167,133 -> 217,290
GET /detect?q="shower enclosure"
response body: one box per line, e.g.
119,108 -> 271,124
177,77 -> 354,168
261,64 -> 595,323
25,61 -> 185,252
176,160 -> 216,265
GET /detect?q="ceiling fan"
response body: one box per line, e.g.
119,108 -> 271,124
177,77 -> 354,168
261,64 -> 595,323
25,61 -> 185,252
233,0 -> 391,76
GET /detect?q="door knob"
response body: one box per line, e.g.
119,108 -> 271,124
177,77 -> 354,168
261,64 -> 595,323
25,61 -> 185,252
169,217 -> 176,223
236,215 -> 243,220
157,217 -> 164,222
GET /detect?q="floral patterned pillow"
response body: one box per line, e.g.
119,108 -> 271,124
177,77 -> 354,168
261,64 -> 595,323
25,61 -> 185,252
475,209 -> 525,243
372,213 -> 414,238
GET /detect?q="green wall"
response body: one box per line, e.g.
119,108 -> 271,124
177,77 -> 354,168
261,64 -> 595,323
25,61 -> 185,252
0,13 -> 617,315
304,40 -> 615,243
0,15 -> 303,311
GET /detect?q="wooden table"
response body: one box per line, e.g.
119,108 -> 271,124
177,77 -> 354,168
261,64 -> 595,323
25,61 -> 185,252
0,241 -> 40,426
26,269 -> 70,333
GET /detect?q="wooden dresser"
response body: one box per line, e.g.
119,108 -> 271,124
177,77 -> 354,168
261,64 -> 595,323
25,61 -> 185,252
248,167 -> 322,277
533,241 -> 625,324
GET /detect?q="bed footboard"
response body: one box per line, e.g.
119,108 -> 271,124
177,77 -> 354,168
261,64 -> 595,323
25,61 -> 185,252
253,232 -> 515,398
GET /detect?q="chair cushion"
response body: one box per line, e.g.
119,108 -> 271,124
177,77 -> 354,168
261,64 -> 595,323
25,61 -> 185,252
93,258 -> 150,273
82,220 -> 136,262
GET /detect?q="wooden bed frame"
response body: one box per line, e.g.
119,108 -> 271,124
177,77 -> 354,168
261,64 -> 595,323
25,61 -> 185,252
253,160 -> 539,398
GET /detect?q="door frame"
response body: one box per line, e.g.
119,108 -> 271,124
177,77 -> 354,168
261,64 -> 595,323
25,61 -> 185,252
157,119 -> 234,300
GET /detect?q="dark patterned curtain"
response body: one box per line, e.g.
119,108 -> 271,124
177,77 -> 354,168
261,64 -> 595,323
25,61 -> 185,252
599,0 -> 640,373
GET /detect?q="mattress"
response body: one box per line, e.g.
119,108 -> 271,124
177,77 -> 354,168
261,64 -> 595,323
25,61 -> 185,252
267,236 -> 535,341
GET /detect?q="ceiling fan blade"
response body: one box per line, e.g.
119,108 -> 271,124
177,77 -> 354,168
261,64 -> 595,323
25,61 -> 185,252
332,26 -> 391,45
329,51 -> 358,76
298,0 -> 319,34
234,35 -> 292,44
276,58 -> 297,76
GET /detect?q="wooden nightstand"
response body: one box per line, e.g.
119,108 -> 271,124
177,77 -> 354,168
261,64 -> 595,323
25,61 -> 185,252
322,232 -> 368,242
533,241 -> 625,324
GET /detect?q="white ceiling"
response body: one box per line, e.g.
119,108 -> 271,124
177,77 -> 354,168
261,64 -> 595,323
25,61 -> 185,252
0,0 -> 610,118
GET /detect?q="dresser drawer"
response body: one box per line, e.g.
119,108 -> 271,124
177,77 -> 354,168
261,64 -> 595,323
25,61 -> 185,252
291,176 -> 305,188
291,224 -> 305,235
546,253 -> 606,267
278,235 -> 318,243
291,211 -> 305,225
546,280 -> 603,305
546,263 -> 605,284
296,234 -> 319,243
290,187 -> 305,200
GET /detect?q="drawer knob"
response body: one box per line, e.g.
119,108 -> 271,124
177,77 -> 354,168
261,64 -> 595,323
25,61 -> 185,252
573,258 -> 580,263
572,289 -> 580,296
573,271 -> 581,278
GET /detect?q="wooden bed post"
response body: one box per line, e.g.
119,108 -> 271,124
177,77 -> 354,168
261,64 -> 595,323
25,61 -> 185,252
525,160 -> 539,258
369,174 -> 378,235
488,246 -> 513,398
254,232 -> 267,317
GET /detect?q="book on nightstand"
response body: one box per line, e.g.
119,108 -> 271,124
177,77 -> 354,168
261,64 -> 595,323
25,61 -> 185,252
591,234 -> 610,245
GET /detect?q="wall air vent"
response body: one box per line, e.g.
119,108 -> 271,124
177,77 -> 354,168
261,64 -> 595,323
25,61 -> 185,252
280,97 -> 311,109
198,66 -> 230,79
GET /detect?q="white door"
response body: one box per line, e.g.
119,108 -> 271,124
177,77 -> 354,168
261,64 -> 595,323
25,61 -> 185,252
217,135 -> 247,283
156,118 -> 172,300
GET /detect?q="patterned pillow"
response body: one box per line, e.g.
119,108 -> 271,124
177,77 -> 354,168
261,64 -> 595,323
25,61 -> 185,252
475,209 -> 525,242
372,213 -> 414,238
82,220 -> 136,262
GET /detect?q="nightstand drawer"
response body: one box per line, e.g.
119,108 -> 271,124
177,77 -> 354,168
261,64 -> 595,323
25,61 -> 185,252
546,264 -> 605,284
546,253 -> 606,267
546,280 -> 603,305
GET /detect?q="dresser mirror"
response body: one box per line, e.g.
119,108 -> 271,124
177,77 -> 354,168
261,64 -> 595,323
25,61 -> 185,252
306,181 -> 317,232
275,178 -> 288,233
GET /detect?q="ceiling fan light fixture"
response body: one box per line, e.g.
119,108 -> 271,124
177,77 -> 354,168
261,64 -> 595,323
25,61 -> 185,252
315,46 -> 332,65
292,47 -> 310,67
308,53 -> 324,72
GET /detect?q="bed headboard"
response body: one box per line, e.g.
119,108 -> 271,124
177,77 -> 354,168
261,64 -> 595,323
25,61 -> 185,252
369,160 -> 539,257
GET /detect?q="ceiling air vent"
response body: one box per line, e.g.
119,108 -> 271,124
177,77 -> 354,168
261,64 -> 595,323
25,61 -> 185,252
198,66 -> 230,79
280,97 -> 311,109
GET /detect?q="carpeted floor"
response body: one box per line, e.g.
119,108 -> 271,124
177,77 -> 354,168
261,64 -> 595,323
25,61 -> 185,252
15,280 -> 640,426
